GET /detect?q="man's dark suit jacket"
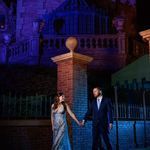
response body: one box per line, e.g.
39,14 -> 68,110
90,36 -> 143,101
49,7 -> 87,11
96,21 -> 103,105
84,97 -> 113,133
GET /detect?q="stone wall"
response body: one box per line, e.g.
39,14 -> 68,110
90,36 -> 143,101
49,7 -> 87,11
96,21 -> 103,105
0,120 -> 150,150
0,120 -> 52,150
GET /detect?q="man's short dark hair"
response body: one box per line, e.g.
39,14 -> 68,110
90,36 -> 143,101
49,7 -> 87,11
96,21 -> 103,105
93,86 -> 103,95
93,86 -> 102,91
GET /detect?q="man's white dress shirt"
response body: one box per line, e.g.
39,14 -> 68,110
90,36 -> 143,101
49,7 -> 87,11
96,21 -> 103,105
97,95 -> 103,110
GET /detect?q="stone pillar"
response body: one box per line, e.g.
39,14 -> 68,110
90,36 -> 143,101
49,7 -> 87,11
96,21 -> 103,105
113,15 -> 126,54
29,35 -> 40,64
0,33 -> 11,64
27,21 -> 40,65
139,29 -> 150,58
117,32 -> 126,54
51,37 -> 93,149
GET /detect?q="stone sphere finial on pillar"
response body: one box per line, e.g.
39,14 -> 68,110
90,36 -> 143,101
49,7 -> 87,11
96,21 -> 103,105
65,37 -> 78,53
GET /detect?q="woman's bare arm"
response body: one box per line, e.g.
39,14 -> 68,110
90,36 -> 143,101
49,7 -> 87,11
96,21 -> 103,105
66,104 -> 81,126
51,104 -> 54,131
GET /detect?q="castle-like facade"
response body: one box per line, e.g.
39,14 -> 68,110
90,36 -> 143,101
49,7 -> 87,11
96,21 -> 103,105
0,0 -> 131,71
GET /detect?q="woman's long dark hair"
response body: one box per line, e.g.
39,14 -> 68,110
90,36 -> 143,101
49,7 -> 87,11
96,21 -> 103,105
53,92 -> 67,111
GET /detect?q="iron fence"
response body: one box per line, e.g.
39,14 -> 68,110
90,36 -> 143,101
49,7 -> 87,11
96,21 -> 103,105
0,93 -> 53,119
0,92 -> 150,120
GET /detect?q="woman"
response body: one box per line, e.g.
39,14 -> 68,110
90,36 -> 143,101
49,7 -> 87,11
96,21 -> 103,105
51,93 -> 81,150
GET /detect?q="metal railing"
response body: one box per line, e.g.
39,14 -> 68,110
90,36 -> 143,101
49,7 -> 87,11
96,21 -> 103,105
44,34 -> 119,51
0,92 -> 150,120
0,93 -> 53,119
8,40 -> 31,61
5,33 -> 126,64
113,103 -> 150,120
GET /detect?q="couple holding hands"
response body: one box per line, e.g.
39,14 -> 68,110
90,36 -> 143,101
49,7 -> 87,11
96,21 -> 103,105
51,87 -> 113,150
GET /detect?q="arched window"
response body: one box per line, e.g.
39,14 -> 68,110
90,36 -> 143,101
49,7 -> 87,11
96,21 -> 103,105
94,15 -> 100,34
53,18 -> 65,35
101,17 -> 106,34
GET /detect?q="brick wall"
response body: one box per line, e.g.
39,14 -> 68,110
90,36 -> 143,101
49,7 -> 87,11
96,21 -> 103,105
54,51 -> 93,149
72,61 -> 92,150
57,59 -> 74,106
57,59 -> 74,142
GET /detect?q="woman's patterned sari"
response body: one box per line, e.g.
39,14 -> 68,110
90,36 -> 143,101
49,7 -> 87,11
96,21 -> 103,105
52,105 -> 71,150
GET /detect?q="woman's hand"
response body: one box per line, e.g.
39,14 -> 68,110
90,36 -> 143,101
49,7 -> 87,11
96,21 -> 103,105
66,103 -> 82,127
77,121 -> 82,126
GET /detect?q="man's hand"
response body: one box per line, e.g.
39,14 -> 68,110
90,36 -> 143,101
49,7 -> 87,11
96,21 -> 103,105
109,123 -> 113,130
80,120 -> 85,127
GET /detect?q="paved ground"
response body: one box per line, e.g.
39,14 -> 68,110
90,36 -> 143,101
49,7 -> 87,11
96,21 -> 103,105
134,147 -> 150,150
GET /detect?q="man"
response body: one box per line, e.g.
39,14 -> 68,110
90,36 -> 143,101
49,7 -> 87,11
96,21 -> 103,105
81,87 -> 113,150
